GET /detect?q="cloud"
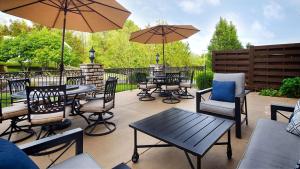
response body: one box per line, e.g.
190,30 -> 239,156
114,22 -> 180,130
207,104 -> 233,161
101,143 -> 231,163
263,1 -> 285,20
251,21 -> 274,39
178,0 -> 221,14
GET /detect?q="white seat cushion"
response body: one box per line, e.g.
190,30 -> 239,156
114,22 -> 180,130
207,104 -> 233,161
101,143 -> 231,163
199,100 -> 235,117
49,153 -> 101,169
180,82 -> 192,88
139,83 -> 156,89
80,100 -> 114,113
161,85 -> 180,91
1,104 -> 28,120
30,112 -> 64,125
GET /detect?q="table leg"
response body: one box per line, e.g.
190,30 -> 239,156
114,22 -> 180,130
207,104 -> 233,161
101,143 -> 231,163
132,129 -> 139,163
197,156 -> 201,169
227,130 -> 232,159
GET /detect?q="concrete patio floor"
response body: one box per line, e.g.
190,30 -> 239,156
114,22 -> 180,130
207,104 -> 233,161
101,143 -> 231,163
4,88 -> 298,169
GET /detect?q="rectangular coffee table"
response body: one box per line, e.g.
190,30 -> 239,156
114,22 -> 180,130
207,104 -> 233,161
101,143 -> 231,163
129,108 -> 235,169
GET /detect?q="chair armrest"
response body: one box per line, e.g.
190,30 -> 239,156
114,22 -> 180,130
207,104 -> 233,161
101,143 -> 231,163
245,90 -> 251,95
196,88 -> 212,112
271,104 -> 295,121
19,128 -> 83,156
197,88 -> 212,95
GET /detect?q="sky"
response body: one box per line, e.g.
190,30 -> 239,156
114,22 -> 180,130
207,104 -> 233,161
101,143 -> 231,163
0,0 -> 300,55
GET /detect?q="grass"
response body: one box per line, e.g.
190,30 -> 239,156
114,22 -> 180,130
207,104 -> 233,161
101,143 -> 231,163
0,93 -> 11,107
116,83 -> 137,93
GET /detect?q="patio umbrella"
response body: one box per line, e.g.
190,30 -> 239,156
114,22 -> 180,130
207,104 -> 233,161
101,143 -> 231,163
0,0 -> 131,84
129,25 -> 199,71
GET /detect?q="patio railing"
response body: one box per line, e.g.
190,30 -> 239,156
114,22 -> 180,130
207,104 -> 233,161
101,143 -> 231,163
0,66 -> 205,107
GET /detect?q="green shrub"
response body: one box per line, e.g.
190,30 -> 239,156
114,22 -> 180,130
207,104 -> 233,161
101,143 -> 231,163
195,71 -> 214,89
279,77 -> 300,98
259,89 -> 281,97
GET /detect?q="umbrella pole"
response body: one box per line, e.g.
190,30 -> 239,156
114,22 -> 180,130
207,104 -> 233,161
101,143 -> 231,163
59,6 -> 67,85
163,41 -> 165,73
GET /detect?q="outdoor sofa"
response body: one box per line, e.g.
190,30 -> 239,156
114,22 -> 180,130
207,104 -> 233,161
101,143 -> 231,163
237,104 -> 300,169
0,128 -> 130,169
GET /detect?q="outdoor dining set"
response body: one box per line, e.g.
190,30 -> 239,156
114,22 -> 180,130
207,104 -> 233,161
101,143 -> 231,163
136,70 -> 195,104
0,75 -> 118,144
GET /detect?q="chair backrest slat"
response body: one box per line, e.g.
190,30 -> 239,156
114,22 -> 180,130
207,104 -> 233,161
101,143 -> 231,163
103,77 -> 118,108
66,76 -> 86,85
165,73 -> 180,85
26,85 -> 66,121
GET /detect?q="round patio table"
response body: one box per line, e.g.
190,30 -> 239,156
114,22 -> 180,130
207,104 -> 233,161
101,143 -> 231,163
11,84 -> 97,130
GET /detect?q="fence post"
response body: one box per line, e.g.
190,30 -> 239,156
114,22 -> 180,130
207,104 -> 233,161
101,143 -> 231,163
248,46 -> 255,91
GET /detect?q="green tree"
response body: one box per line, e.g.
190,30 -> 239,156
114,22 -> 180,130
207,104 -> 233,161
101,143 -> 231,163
206,17 -> 243,70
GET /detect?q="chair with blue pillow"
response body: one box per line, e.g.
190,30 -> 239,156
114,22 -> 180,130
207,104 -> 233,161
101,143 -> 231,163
196,73 -> 250,138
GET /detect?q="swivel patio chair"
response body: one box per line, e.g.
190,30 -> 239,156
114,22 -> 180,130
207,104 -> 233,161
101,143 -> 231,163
161,73 -> 181,104
66,76 -> 86,116
8,78 -> 30,104
0,101 -> 34,143
79,77 -> 118,136
26,85 -> 66,139
136,72 -> 156,101
179,70 -> 195,99
196,73 -> 249,138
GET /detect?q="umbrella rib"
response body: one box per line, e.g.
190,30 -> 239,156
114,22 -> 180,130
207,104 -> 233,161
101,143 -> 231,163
51,0 -> 66,28
40,1 -> 60,8
167,27 -> 188,39
130,26 -> 160,41
70,0 -> 94,32
3,0 -> 46,12
48,0 -> 61,7
86,0 -> 131,14
144,31 -> 156,44
68,2 -> 94,10
77,0 -> 123,28
168,25 -> 200,31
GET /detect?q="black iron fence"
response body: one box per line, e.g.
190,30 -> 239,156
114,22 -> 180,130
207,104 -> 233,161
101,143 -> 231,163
0,66 -> 205,107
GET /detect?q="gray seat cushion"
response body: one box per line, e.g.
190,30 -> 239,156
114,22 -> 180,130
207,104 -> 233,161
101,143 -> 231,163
238,119 -> 300,169
199,100 -> 235,117
50,153 -> 101,169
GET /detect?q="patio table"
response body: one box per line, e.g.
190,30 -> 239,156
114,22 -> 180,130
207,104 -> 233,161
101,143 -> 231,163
129,108 -> 234,169
11,84 -> 97,130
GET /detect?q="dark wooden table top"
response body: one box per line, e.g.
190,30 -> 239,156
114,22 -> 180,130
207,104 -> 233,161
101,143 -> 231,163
130,108 -> 235,156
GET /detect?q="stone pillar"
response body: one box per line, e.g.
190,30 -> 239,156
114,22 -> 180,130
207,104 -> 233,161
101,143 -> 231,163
80,63 -> 104,92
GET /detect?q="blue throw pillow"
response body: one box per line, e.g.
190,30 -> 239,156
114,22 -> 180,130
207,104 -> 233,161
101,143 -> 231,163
211,80 -> 236,102
0,139 -> 39,169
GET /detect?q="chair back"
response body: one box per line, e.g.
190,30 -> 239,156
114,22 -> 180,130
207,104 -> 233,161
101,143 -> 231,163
165,73 -> 180,85
66,76 -> 86,85
8,78 -> 30,94
213,73 -> 245,96
103,77 -> 117,108
135,72 -> 147,84
26,85 -> 66,122
180,71 -> 194,84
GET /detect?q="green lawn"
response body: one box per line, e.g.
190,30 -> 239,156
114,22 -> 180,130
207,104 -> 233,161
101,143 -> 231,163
116,83 -> 137,93
0,93 -> 11,107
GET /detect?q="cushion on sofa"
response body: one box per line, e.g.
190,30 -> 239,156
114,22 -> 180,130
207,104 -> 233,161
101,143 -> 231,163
49,153 -> 101,169
287,100 -> 300,136
211,80 -> 236,102
238,119 -> 300,169
0,139 -> 39,169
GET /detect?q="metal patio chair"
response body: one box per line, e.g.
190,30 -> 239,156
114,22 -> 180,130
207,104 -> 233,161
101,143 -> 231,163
136,72 -> 156,101
179,70 -> 195,99
8,78 -> 30,104
79,77 -> 118,136
161,73 -> 181,104
26,85 -> 66,139
196,73 -> 249,138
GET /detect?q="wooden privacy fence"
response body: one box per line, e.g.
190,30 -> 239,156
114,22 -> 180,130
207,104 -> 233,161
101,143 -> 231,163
212,43 -> 300,90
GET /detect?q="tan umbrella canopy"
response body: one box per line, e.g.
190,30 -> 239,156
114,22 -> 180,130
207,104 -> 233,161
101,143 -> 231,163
0,0 -> 131,84
130,25 -> 199,70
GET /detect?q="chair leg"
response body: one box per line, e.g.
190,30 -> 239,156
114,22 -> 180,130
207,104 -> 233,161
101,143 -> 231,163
244,96 -> 248,125
0,118 -> 34,143
139,89 -> 155,101
162,91 -> 180,104
84,113 -> 116,136
179,87 -> 194,99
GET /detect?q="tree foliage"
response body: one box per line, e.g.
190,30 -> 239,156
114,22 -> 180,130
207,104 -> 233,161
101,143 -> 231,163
206,17 -> 243,70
